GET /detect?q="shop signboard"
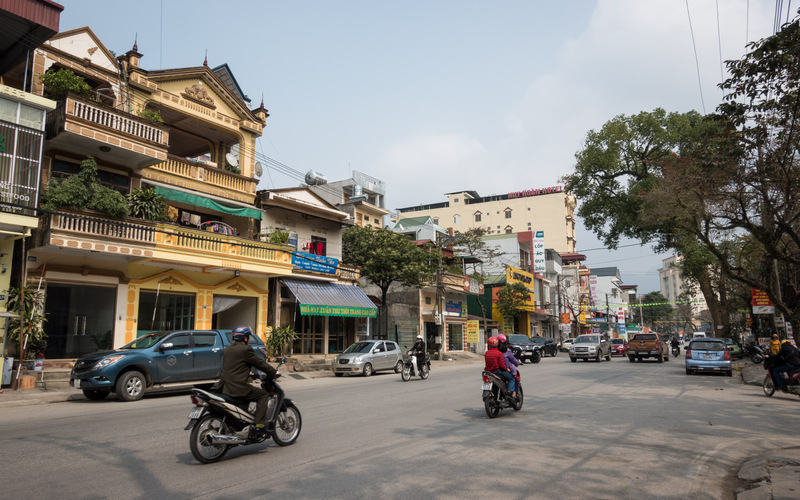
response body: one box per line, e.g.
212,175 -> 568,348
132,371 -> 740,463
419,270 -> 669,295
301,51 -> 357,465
751,288 -> 774,314
466,320 -> 479,343
533,231 -> 545,273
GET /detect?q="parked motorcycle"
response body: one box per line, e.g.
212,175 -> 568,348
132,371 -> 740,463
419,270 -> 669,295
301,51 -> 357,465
481,370 -> 523,418
401,349 -> 430,381
762,354 -> 800,398
744,344 -> 766,364
185,360 -> 301,463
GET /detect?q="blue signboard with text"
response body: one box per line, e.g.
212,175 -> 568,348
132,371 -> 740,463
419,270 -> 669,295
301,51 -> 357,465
292,251 -> 338,275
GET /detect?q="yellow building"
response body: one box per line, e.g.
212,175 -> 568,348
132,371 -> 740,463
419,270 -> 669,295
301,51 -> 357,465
17,27 -> 299,358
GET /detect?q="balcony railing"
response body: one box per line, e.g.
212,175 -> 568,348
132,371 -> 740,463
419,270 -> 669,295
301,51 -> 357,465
154,224 -> 290,265
337,263 -> 361,282
47,212 -> 157,244
148,156 -> 257,197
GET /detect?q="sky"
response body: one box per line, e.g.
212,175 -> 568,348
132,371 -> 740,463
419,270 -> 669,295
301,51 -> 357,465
58,0 -> 788,294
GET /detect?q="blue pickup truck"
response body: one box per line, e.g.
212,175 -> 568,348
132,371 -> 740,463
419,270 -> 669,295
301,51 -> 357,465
70,329 -> 267,401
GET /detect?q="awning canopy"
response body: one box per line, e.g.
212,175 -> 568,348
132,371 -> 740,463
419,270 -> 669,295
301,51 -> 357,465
283,278 -> 377,317
154,185 -> 262,220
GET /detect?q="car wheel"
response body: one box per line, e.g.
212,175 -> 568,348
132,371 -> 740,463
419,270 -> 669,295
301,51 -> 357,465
686,368 -> 692,375
532,352 -> 541,363
658,353 -> 664,363
727,370 -> 732,377
552,348 -> 557,357
638,356 -> 643,362
394,361 -> 403,373
115,371 -> 145,401
629,356 -> 635,363
570,357 -> 577,363
519,358 -> 526,364
82,389 -> 110,400
362,363 -> 373,377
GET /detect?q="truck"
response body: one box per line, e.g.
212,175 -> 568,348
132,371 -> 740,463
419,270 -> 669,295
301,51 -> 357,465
70,329 -> 267,401
627,332 -> 669,363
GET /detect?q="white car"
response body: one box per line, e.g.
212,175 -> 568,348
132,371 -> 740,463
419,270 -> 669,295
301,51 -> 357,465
331,340 -> 404,377
569,334 -> 611,362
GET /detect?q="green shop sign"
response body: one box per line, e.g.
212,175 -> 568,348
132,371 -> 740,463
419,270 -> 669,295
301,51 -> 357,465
299,304 -> 377,318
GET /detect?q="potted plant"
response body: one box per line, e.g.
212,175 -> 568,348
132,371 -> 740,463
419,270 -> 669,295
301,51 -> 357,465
5,286 -> 48,367
127,186 -> 167,221
38,67 -> 95,101
265,325 -> 297,359
42,156 -> 130,219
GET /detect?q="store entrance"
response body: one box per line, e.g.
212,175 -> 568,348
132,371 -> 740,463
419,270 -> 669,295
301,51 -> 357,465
44,283 -> 117,358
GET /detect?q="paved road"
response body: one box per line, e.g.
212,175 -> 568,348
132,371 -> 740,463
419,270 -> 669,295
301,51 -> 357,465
2,354 -> 798,499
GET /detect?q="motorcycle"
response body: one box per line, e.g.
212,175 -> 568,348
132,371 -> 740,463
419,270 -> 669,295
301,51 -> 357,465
185,360 -> 302,463
481,370 -> 523,418
671,344 -> 680,357
401,349 -> 430,381
762,354 -> 800,398
744,343 -> 766,364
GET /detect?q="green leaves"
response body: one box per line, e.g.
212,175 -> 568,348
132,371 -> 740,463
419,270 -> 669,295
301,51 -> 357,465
38,68 -> 94,101
127,187 -> 167,221
42,156 -> 130,219
495,283 -> 531,319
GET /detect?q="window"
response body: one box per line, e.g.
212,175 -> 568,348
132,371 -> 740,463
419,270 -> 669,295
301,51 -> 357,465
505,226 -> 513,234
163,333 -> 190,349
474,212 -> 481,222
505,208 -> 512,219
193,333 -> 218,347
454,215 -> 460,224
137,291 -> 195,333
433,217 -> 439,225
52,159 -> 130,194
454,198 -> 459,203
425,297 -> 431,305
310,236 -> 327,256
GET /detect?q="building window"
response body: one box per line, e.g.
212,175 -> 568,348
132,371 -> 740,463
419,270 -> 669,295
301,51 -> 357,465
309,236 -> 327,256
454,198 -> 459,203
425,296 -> 431,305
474,212 -> 482,222
505,208 -> 512,219
433,217 -> 439,225
454,215 -> 460,224
51,159 -> 130,194
505,226 -> 513,234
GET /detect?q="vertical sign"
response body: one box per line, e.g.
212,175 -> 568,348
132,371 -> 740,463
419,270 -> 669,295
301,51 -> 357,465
589,275 -> 598,306
533,230 -> 545,273
465,320 -> 479,343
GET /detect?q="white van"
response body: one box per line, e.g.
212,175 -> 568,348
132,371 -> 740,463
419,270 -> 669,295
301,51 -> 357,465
692,332 -> 707,339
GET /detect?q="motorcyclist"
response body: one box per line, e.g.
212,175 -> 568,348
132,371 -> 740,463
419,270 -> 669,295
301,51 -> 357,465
410,335 -> 426,375
773,340 -> 800,391
497,333 -> 520,382
484,336 -> 516,400
218,326 -> 279,434
670,336 -> 680,353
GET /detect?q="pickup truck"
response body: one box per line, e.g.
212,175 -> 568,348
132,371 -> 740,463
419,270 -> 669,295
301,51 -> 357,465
627,333 -> 669,363
70,329 -> 267,401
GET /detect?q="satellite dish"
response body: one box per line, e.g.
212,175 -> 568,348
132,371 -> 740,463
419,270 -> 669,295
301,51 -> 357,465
255,162 -> 263,177
225,153 -> 239,168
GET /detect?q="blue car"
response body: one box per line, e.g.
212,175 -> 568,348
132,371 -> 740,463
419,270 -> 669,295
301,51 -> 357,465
685,338 -> 732,376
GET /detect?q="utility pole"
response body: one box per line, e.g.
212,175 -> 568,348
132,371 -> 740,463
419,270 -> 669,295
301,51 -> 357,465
557,275 -> 563,344
606,293 -> 610,336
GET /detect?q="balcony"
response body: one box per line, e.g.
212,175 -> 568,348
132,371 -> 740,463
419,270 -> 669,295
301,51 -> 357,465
337,263 -> 361,283
144,156 -> 258,203
37,211 -> 157,261
152,223 -> 294,275
45,93 -> 169,169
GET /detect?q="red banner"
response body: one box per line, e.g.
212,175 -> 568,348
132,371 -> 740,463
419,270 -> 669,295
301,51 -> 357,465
751,289 -> 772,307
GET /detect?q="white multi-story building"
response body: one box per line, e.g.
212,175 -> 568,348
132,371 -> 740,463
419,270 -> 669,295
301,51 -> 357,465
658,255 -> 708,316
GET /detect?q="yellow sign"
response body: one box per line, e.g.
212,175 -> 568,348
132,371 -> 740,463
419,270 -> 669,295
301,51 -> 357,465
466,320 -> 479,343
579,312 -> 586,324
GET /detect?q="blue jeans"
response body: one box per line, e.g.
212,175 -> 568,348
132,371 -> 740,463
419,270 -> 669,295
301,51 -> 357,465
493,370 -> 516,393
773,363 -> 799,387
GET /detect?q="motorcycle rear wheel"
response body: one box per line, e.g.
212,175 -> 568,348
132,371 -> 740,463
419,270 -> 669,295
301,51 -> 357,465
401,365 -> 411,381
513,385 -> 523,411
752,354 -> 764,364
763,375 -> 776,397
272,403 -> 302,446
484,396 -> 500,418
190,414 -> 231,464
420,365 -> 429,380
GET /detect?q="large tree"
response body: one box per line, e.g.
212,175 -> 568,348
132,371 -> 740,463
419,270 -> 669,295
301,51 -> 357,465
342,226 -> 434,338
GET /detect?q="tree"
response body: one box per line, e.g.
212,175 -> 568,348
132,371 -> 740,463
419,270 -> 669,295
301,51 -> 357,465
495,283 -> 531,327
342,226 -> 435,338
449,227 -> 503,276
634,291 -> 673,332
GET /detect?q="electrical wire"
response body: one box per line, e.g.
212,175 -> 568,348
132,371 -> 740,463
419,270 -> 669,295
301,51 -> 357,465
685,0 -> 707,114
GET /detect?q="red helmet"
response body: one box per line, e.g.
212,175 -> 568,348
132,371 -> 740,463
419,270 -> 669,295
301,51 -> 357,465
487,337 -> 499,347
497,334 -> 507,343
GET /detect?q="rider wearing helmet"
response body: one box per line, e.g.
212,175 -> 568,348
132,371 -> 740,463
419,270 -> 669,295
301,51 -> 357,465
410,335 -> 426,375
497,334 -> 520,381
773,339 -> 800,390
485,336 -> 516,399
219,326 -> 279,433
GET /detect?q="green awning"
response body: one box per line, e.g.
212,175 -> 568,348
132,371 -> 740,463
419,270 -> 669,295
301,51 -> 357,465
283,278 -> 377,317
154,186 -> 262,220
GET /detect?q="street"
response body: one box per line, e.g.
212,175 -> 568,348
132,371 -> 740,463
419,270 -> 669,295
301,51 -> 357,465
1,355 -> 798,499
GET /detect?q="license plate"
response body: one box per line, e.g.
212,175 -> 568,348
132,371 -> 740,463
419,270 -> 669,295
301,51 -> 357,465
704,354 -> 712,359
188,407 -> 203,419
71,379 -> 80,388
481,382 -> 492,390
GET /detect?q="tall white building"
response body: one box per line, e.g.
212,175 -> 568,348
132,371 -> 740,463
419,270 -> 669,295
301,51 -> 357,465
658,255 -> 708,316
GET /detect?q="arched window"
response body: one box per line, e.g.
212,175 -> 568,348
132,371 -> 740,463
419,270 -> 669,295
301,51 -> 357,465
474,211 -> 482,222
454,215 -> 461,224
504,208 -> 512,219
505,226 -> 513,234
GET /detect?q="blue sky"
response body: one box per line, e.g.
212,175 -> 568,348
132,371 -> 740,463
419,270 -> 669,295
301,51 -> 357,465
58,0 -> 782,293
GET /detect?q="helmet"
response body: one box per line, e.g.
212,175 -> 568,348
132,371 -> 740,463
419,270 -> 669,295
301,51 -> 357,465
497,334 -> 507,343
417,335 -> 423,340
231,325 -> 252,342
487,337 -> 499,347
781,339 -> 792,345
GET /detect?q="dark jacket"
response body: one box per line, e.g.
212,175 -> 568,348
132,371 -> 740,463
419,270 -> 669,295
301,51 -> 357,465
219,342 -> 277,398
411,340 -> 425,354
779,343 -> 800,366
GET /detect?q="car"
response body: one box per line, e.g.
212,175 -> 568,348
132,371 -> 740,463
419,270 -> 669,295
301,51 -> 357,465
569,334 -> 611,362
506,333 -> 542,364
71,329 -> 267,402
685,338 -> 732,376
331,340 -> 403,377
722,337 -> 745,359
559,338 -> 574,353
530,336 -> 558,356
610,338 -> 628,356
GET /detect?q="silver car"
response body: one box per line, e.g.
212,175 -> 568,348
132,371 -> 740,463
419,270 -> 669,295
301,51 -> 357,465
331,340 -> 404,377
569,334 -> 611,362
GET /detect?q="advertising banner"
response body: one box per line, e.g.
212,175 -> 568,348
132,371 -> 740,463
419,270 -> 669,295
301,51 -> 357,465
466,320 -> 479,343
533,230 -> 545,273
751,288 -> 775,314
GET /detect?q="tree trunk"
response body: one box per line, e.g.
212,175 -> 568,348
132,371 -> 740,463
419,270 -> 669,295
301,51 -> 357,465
697,270 -> 726,336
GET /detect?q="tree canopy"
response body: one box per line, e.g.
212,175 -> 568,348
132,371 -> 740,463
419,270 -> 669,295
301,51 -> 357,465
495,282 -> 531,320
